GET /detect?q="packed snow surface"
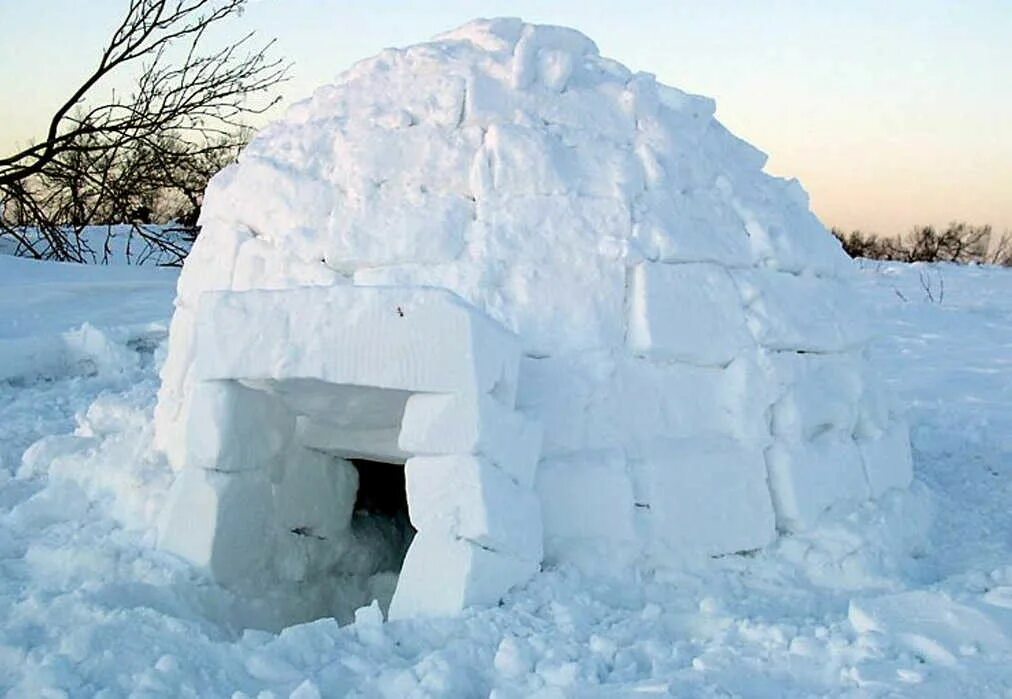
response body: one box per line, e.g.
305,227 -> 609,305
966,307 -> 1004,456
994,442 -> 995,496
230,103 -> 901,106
154,18 -> 910,614
1,254 -> 1010,696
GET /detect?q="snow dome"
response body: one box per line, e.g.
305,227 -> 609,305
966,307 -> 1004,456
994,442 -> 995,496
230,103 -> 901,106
154,18 -> 913,620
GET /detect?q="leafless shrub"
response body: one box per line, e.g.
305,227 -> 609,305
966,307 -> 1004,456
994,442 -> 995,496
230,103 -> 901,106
833,223 -> 1011,267
832,228 -> 905,261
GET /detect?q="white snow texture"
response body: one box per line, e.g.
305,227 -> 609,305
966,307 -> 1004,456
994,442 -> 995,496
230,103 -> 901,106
154,19 -> 912,615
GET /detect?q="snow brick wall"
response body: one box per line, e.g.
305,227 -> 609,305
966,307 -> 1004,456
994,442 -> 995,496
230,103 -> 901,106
154,18 -> 913,618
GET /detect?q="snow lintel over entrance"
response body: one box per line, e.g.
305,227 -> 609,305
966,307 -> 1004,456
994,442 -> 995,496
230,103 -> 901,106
157,285 -> 544,618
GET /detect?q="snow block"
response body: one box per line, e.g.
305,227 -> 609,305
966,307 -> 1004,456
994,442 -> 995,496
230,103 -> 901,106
184,380 -> 295,473
631,190 -> 754,268
858,420 -> 914,498
765,433 -> 870,531
644,438 -> 776,558
207,157 -> 336,248
768,352 -> 863,441
405,455 -> 542,560
398,393 -> 543,487
510,23 -> 599,91
609,355 -> 774,447
325,191 -> 471,270
270,448 -> 360,583
468,194 -> 631,355
329,123 -> 480,200
247,379 -> 413,464
627,262 -> 754,367
733,270 -> 870,352
719,174 -> 852,278
482,123 -> 571,196
536,451 -> 636,545
296,417 -> 409,464
388,531 -> 539,619
194,285 -> 521,401
273,449 -> 357,553
157,468 -> 273,585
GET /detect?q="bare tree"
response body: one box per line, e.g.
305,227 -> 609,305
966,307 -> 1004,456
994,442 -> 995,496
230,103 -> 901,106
0,0 -> 287,264
905,223 -> 990,264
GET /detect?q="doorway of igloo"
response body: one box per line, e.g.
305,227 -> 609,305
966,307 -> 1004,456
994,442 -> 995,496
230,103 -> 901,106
157,285 -> 545,620
241,378 -> 418,614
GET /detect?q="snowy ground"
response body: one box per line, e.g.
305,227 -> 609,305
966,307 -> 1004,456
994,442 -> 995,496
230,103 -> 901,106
0,255 -> 1010,697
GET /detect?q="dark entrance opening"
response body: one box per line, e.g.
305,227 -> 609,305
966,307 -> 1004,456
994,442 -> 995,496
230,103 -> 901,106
347,459 -> 415,576
352,458 -> 410,517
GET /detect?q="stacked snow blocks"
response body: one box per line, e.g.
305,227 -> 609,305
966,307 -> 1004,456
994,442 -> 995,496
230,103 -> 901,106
734,271 -> 914,531
157,285 -> 543,618
525,261 -> 913,569
155,19 -> 915,608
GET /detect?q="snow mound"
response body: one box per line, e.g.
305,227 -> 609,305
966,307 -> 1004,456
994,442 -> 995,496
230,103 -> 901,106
154,18 -> 912,618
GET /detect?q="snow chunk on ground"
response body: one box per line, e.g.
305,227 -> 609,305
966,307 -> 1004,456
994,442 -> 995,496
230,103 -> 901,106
850,591 -> 1011,666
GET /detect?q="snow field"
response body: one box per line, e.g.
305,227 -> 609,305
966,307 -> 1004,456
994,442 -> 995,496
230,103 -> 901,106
17,13 -> 1011,694
0,254 -> 1010,695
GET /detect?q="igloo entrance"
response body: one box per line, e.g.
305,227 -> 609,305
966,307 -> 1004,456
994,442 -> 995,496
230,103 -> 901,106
157,285 -> 544,619
237,379 -> 417,605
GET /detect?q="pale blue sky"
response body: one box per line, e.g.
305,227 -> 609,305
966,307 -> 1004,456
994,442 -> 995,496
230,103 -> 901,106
1,1 -> 1009,234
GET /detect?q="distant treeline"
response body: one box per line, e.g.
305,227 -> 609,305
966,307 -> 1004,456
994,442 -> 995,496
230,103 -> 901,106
832,223 -> 1012,267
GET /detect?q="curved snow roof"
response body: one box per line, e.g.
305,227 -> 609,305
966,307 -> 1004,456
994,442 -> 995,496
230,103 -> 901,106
193,17 -> 851,355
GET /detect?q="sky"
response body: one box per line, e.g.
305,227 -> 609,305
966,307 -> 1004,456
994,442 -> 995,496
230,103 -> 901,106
1,0 -> 1009,235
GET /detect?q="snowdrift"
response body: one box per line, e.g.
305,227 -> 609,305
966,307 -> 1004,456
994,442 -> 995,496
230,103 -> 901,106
154,18 -> 912,618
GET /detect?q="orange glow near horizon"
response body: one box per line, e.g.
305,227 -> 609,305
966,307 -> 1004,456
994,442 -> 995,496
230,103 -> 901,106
2,0 -> 1009,236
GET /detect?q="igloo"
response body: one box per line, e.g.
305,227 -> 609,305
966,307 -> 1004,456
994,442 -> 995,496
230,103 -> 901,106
154,19 -> 913,620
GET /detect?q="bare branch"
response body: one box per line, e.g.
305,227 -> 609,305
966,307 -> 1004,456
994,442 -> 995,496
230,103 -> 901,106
0,0 -> 287,263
